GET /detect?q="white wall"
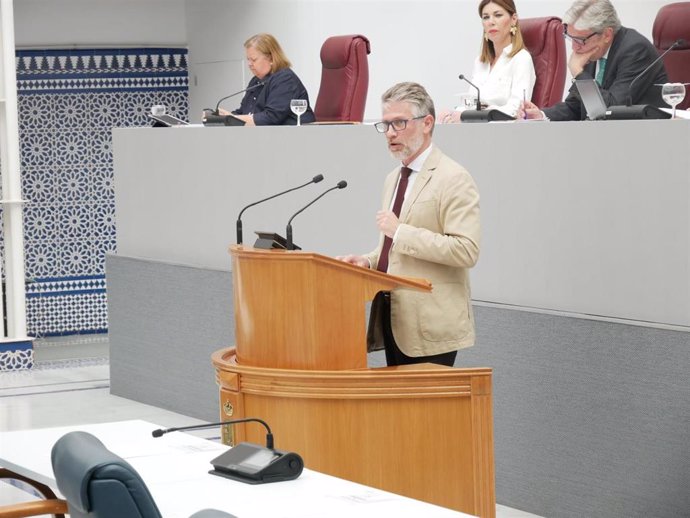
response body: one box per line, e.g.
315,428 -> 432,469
13,0 -> 187,47
184,0 -> 669,122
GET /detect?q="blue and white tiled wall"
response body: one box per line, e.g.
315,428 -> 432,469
2,48 -> 188,355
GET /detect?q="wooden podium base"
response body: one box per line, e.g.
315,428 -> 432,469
212,348 -> 495,517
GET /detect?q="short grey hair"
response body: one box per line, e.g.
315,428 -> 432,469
563,0 -> 621,33
381,82 -> 436,121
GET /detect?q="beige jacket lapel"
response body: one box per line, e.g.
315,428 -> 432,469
399,146 -> 442,222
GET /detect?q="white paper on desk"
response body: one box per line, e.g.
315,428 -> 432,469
659,107 -> 690,119
69,421 -> 227,459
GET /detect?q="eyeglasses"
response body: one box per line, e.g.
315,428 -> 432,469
374,115 -> 427,133
562,24 -> 600,45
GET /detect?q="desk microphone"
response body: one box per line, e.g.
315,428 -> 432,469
627,39 -> 684,106
458,74 -> 482,111
152,418 -> 273,448
286,180 -> 347,251
212,81 -> 265,115
152,418 -> 304,484
236,174 -> 324,244
457,74 -> 513,122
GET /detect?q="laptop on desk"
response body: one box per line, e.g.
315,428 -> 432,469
575,79 -> 672,120
575,79 -> 608,120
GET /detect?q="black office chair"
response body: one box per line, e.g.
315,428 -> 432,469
51,431 -> 235,518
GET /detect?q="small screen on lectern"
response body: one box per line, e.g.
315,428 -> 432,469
240,449 -> 279,471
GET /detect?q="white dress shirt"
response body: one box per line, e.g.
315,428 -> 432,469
464,45 -> 536,117
390,143 -> 433,242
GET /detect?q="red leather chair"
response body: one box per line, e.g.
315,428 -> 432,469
520,17 -> 567,108
314,35 -> 371,122
653,2 -> 690,109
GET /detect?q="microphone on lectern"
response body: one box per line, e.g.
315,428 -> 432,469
202,82 -> 267,126
285,180 -> 348,251
457,73 -> 514,122
151,418 -> 303,484
458,74 -> 482,111
236,174 -> 324,244
211,81 -> 265,115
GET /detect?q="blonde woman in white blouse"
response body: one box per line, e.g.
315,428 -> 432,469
441,0 -> 536,122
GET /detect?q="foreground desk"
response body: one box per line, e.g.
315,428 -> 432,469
0,420 -> 473,518
211,247 -> 495,517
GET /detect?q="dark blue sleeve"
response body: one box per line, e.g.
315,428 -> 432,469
253,70 -> 309,126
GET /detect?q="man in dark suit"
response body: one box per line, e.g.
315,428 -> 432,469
521,0 -> 668,120
337,82 -> 481,367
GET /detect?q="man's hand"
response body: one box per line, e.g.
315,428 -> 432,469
568,48 -> 595,78
376,210 -> 401,238
517,100 -> 544,120
335,255 -> 370,268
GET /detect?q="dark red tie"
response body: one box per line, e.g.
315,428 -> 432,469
377,167 -> 412,273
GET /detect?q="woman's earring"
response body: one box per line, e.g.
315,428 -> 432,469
484,33 -> 489,41
510,25 -> 517,36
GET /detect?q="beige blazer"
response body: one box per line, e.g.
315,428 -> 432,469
365,146 -> 481,357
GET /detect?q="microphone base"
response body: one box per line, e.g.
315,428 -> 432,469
254,231 -> 301,251
209,442 -> 304,484
606,105 -> 671,120
460,109 -> 515,123
202,111 -> 246,126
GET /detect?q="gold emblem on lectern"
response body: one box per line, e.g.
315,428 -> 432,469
221,401 -> 235,446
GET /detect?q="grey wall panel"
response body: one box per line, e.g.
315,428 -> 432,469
465,306 -> 690,518
107,254 -> 233,421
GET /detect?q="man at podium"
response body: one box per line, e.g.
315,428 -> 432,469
338,82 -> 481,367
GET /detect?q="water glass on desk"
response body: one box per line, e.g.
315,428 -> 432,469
661,83 -> 686,119
455,93 -> 478,111
151,104 -> 167,116
290,99 -> 308,126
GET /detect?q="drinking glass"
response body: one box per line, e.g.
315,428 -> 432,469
290,99 -> 308,126
461,94 -> 478,110
453,93 -> 477,111
151,104 -> 167,116
661,83 -> 686,119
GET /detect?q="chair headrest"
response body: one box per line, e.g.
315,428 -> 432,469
320,34 -> 371,69
520,17 -> 562,55
51,431 -> 138,513
653,2 -> 690,50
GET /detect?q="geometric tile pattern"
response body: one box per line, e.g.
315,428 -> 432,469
0,340 -> 34,371
5,48 -> 189,337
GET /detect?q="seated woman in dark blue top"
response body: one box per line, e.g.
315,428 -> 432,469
228,33 -> 315,126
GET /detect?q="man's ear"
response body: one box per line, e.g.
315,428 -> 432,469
424,114 -> 435,133
603,26 -> 614,43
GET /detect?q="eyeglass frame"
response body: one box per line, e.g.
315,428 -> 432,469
562,24 -> 600,45
374,115 -> 428,133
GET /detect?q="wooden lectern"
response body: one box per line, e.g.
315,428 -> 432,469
213,246 -> 495,517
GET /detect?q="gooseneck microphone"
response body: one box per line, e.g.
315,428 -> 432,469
236,174 -> 324,244
458,74 -> 482,111
152,417 -> 274,449
213,81 -> 265,114
152,418 -> 304,484
286,180 -> 348,251
627,39 -> 685,106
